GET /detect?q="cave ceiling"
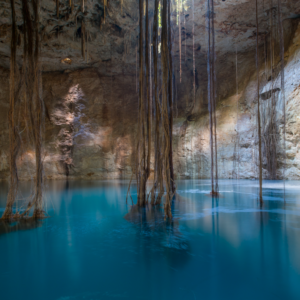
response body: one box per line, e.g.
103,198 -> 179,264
0,0 -> 299,83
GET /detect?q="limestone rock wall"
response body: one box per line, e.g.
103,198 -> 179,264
175,21 -> 300,180
0,68 -> 138,180
1,18 -> 300,181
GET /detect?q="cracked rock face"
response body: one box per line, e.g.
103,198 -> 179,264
175,20 -> 300,180
0,0 -> 299,73
0,0 -> 300,180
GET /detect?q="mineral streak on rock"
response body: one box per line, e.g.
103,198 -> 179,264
0,0 -> 300,180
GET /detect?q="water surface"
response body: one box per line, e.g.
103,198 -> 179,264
0,180 -> 300,300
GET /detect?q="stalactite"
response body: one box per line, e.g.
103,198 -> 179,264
81,0 -> 85,13
256,0 -> 263,204
2,0 -> 19,219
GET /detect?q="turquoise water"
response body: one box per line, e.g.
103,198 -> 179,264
0,180 -> 300,300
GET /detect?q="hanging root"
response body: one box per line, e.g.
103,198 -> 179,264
161,0 -> 172,219
256,0 -> 263,204
81,20 -> 86,59
146,0 -> 151,180
168,0 -> 175,194
56,0 -> 59,18
135,0 -> 147,207
2,0 -> 45,220
126,173 -> 134,205
128,0 -> 175,218
206,191 -> 222,197
31,0 -> 45,218
277,0 -> 286,197
103,0 -> 107,24
69,0 -> 74,13
150,0 -> 161,207
206,0 -> 219,195
22,0 -> 45,219
32,209 -> 46,219
2,0 -> 20,220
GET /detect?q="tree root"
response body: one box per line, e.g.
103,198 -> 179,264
32,209 -> 47,219
206,191 -> 223,198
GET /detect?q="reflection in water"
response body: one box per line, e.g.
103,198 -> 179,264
0,179 -> 299,300
0,219 -> 43,235
125,203 -> 191,268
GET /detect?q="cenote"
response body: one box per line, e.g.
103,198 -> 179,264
1,180 -> 300,300
1,0 -> 300,299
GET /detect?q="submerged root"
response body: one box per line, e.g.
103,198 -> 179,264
2,209 -> 47,220
0,218 -> 44,235
1,212 -> 17,221
206,191 -> 223,198
164,202 -> 172,220
1,206 -> 14,220
32,209 -> 46,219
155,190 -> 164,206
126,174 -> 134,205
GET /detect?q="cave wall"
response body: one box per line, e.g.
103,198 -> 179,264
0,68 -> 138,180
175,20 -> 300,180
1,19 -> 300,181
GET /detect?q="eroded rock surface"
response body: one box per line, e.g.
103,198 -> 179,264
176,20 -> 300,180
0,0 -> 300,180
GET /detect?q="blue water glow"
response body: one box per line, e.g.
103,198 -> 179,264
0,180 -> 300,300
